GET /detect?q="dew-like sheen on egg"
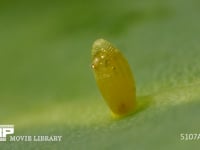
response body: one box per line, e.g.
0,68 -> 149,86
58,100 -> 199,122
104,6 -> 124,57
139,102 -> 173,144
91,39 -> 136,117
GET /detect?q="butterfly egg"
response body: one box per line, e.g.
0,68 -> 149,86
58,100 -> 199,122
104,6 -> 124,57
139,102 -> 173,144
91,38 -> 136,117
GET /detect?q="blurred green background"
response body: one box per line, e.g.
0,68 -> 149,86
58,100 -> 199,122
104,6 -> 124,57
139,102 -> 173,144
1,0 -> 200,149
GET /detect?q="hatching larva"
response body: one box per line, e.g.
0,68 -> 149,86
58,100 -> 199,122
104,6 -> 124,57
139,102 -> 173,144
91,38 -> 136,117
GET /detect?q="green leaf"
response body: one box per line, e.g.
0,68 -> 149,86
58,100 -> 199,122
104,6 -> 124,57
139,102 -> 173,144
1,0 -> 200,149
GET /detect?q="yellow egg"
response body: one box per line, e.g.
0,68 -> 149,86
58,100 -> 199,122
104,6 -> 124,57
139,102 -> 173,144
91,38 -> 136,117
